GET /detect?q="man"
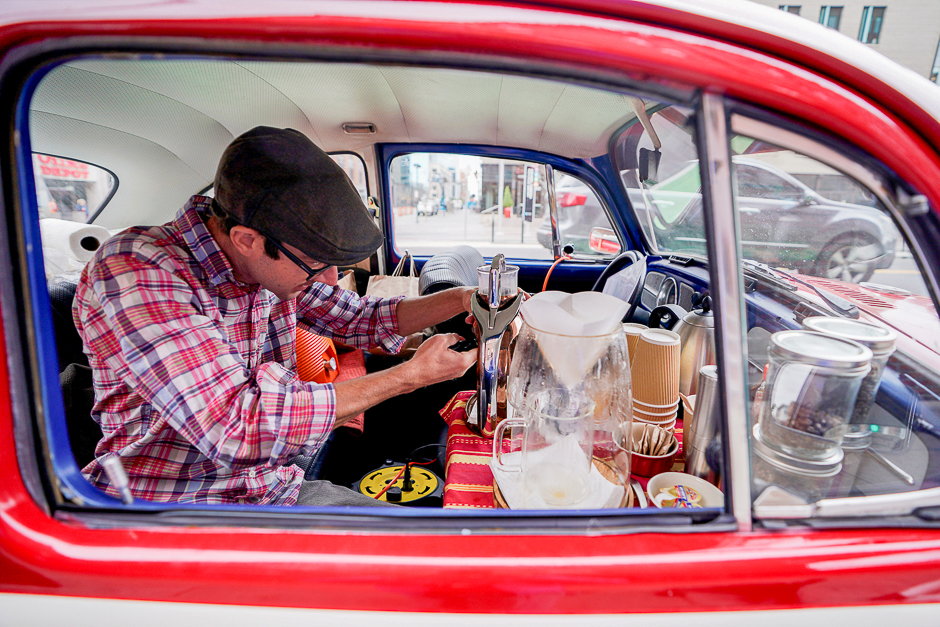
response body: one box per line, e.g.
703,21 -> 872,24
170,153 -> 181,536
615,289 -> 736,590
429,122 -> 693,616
74,126 -> 477,507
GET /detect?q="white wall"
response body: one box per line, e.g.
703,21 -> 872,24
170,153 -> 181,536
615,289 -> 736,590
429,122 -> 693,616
748,1 -> 940,80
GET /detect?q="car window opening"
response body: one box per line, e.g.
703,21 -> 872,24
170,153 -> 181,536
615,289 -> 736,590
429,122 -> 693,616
21,55 -> 940,529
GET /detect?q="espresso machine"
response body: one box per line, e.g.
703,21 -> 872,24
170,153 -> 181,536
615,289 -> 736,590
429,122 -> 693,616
466,254 -> 523,436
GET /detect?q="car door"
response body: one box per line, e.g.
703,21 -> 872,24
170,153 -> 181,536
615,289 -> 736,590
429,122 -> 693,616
4,1 -> 940,623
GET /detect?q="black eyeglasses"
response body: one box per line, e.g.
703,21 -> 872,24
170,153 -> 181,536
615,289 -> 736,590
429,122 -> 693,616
210,200 -> 330,282
265,236 -> 331,281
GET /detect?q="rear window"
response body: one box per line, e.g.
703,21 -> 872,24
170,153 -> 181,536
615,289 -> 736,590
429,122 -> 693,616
33,153 -> 116,222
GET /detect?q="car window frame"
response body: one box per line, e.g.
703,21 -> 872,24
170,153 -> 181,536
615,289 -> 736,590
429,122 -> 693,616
6,49 -> 737,534
31,151 -> 119,223
327,151 -> 370,204
377,143 -> 637,272
550,167 -> 625,258
11,51 -> 939,533
726,106 -> 940,523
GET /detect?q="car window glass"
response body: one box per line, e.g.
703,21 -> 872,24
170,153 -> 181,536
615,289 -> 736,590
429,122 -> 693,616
330,153 -> 368,203
731,136 -> 906,285
611,105 -> 706,259
552,171 -> 617,256
33,153 -> 115,222
733,134 -> 940,515
735,164 -> 803,200
388,153 -> 552,259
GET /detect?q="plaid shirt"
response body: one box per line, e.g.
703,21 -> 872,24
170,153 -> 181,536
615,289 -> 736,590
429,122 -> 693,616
75,196 -> 405,505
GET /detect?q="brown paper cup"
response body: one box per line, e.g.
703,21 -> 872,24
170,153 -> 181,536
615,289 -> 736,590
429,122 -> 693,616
622,323 -> 648,367
634,407 -> 678,422
634,405 -> 679,419
632,329 -> 681,406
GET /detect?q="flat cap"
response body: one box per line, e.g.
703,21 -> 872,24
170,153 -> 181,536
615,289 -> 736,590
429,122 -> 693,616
214,126 -> 382,266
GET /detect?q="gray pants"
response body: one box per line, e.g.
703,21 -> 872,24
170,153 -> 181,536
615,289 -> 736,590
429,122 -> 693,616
296,479 -> 395,507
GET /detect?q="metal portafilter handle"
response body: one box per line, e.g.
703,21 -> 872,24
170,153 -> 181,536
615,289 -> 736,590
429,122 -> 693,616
468,254 -> 522,435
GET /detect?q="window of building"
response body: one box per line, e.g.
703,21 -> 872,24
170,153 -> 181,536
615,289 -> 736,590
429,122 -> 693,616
779,5 -> 801,15
819,6 -> 843,30
858,6 -> 886,44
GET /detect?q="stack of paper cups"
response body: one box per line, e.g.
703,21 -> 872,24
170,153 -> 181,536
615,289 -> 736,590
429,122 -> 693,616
632,329 -> 681,431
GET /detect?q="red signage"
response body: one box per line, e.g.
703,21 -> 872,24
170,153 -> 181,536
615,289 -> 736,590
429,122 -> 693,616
34,154 -> 91,180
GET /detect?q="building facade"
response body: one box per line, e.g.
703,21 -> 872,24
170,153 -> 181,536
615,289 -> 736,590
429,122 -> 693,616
749,1 -> 940,81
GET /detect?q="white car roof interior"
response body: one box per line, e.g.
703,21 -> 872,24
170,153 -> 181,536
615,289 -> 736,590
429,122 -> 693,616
29,59 -> 648,229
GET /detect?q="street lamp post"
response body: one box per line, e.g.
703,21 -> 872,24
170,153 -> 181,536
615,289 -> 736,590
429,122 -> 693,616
414,164 -> 421,223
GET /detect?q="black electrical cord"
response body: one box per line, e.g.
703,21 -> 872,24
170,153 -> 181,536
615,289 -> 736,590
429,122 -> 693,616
409,443 -> 446,465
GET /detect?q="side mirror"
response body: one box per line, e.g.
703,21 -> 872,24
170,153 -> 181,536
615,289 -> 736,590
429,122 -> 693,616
588,227 -> 621,254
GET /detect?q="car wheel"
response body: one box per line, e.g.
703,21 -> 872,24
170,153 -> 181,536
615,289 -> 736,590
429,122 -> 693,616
813,233 -> 881,283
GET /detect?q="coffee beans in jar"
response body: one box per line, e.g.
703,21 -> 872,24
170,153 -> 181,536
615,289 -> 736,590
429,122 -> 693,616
758,330 -> 871,461
802,317 -> 897,425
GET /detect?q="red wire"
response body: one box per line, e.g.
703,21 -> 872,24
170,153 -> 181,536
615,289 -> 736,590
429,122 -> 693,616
373,465 -> 406,499
542,254 -> 571,292
371,458 -> 439,499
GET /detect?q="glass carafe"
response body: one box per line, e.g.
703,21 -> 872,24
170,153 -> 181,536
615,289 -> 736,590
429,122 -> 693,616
507,317 -> 633,429
506,314 -> 633,491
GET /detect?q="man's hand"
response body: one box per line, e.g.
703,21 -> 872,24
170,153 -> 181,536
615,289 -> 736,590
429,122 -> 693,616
333,332 -> 477,424
402,333 -> 477,388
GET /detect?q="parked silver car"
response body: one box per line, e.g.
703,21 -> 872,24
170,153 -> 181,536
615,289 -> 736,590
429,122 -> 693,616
541,158 -> 898,282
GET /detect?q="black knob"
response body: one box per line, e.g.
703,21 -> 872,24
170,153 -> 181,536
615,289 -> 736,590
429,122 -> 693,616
386,486 -> 403,502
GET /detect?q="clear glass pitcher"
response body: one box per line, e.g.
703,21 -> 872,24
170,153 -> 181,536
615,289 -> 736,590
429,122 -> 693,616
507,316 -> 633,429
494,389 -> 596,508
494,387 -> 631,509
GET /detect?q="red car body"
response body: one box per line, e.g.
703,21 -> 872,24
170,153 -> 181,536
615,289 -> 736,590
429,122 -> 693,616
2,0 -> 940,621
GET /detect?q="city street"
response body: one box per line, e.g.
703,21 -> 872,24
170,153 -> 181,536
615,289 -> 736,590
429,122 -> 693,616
393,206 -> 553,260
871,253 -> 927,296
393,207 -> 927,294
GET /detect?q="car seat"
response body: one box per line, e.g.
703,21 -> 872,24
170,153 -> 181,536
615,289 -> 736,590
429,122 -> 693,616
48,276 -> 100,468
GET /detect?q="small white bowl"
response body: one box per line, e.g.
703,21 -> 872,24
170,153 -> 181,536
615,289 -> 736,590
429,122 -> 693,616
646,472 -> 723,508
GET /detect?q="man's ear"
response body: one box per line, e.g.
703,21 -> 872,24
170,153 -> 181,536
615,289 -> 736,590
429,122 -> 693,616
228,225 -> 265,258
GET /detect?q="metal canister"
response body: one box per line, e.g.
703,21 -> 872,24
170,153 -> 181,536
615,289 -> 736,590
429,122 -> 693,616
758,330 -> 872,461
801,317 -> 897,425
751,425 -> 843,503
685,365 -> 718,478
827,425 -> 873,498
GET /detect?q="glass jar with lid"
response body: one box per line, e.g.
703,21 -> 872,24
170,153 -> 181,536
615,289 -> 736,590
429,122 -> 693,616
751,425 -> 844,503
801,317 -> 897,425
758,330 -> 872,461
